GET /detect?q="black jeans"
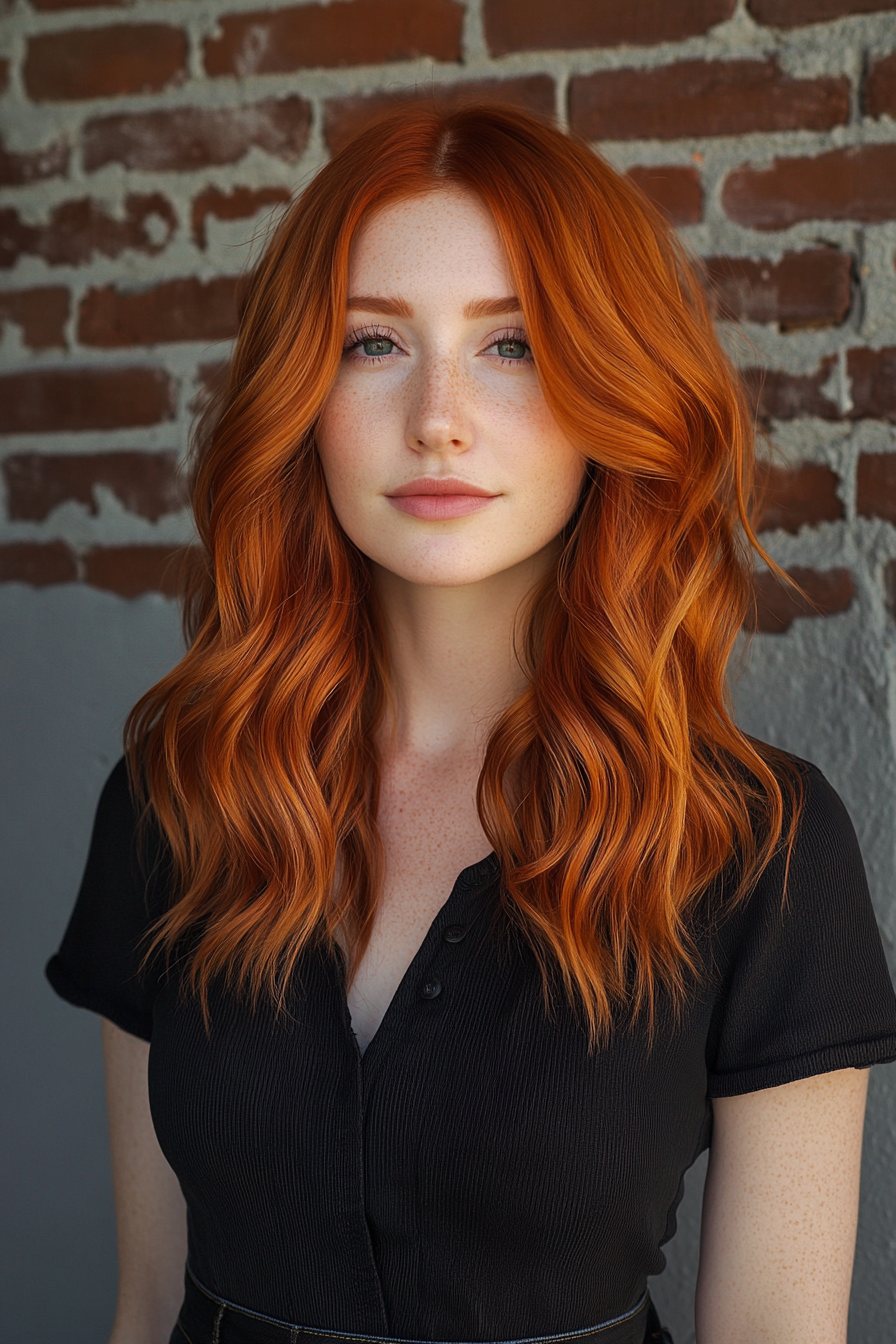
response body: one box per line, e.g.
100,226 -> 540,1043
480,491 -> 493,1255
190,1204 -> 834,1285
171,1267 -> 673,1344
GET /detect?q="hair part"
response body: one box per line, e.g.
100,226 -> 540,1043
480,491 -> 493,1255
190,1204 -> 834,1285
126,102 -> 799,1040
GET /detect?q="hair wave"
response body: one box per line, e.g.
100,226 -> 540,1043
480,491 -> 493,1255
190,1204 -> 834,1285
126,103 -> 799,1037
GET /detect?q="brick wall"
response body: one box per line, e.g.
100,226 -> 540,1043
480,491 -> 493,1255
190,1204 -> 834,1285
0,0 -> 894,625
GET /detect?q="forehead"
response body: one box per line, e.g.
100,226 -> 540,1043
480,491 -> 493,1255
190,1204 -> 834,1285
347,189 -> 513,298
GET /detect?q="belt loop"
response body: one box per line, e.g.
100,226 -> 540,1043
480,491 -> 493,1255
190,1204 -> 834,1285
211,1303 -> 224,1344
289,1331 -> 299,1344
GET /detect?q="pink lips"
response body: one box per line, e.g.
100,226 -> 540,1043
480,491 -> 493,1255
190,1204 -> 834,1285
387,477 -> 500,520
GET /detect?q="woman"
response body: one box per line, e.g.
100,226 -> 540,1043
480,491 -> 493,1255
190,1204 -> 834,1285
48,105 -> 896,1344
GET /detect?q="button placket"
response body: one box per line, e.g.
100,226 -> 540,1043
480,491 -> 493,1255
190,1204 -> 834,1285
418,941 -> 449,1004
417,915 -> 472,1001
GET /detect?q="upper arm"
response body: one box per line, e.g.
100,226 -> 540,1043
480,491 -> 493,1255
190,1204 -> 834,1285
695,1067 -> 869,1344
102,1017 -> 187,1344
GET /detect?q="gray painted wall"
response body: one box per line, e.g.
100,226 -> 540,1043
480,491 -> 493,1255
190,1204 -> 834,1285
1,586 -> 184,1344
1,580 -> 894,1343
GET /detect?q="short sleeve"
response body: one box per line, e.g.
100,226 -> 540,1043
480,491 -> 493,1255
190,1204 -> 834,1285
45,758 -> 172,1041
706,760 -> 896,1097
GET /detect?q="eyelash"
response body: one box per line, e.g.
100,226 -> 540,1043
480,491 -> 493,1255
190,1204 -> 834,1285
342,325 -> 534,366
342,325 -> 400,363
487,327 -> 534,366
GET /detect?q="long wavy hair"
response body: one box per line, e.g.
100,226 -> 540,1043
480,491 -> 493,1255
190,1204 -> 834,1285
126,103 -> 798,1037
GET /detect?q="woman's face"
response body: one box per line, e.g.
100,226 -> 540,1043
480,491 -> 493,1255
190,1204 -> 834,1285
316,189 -> 586,589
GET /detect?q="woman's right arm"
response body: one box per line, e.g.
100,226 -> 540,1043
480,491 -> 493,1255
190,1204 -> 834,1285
102,1017 -> 187,1344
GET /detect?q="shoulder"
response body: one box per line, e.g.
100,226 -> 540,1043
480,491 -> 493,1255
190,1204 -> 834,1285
46,757 -> 173,1040
96,754 -> 140,831
86,755 -> 168,892
779,748 -> 854,831
704,747 -> 896,1096
711,745 -> 869,945
702,746 -> 863,927
784,745 -> 854,830
753,747 -> 864,898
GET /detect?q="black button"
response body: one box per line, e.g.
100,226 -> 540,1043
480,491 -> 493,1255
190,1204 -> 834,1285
420,979 -> 442,1000
443,925 -> 467,943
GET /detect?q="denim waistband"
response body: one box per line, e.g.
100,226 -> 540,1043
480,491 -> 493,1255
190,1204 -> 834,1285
172,1267 -> 666,1344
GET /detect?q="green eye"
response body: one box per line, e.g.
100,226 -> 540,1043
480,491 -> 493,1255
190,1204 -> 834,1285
496,339 -> 527,360
362,337 -> 394,357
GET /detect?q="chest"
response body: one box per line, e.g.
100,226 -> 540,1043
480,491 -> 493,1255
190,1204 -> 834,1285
147,916 -> 714,1334
345,757 -> 493,1051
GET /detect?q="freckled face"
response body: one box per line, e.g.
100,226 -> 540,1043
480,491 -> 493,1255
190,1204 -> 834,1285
315,189 -> 587,588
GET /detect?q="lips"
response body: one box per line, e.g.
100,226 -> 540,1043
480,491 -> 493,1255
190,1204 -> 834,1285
387,477 -> 499,520
389,477 -> 496,498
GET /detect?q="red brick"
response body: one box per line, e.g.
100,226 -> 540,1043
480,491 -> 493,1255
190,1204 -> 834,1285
751,566 -> 855,633
196,359 -> 229,395
83,96 -> 311,173
865,50 -> 896,120
0,193 -> 176,270
742,355 -> 840,422
191,358 -> 229,415
747,0 -> 896,27
848,347 -> 896,421
24,25 -> 187,102
324,76 -> 556,156
205,0 -> 463,78
0,366 -> 175,435
753,460 -> 844,533
705,248 -> 852,329
84,543 -> 188,598
0,136 -> 69,188
191,184 -> 291,249
3,450 -> 183,522
625,166 -> 703,225
485,0 -> 734,55
723,144 -> 896,230
78,276 -> 240,348
857,451 -> 896,521
569,58 -> 848,143
0,287 -> 69,350
0,541 -> 76,587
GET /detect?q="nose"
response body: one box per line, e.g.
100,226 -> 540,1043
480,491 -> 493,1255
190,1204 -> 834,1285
404,354 -> 473,456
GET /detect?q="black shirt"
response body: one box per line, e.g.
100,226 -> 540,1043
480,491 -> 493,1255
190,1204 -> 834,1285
47,755 -> 896,1340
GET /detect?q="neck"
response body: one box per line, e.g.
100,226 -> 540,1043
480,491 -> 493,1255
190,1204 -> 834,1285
372,545 -> 557,761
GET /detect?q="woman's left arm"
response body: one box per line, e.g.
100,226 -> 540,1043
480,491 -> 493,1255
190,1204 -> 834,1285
695,1067 -> 869,1344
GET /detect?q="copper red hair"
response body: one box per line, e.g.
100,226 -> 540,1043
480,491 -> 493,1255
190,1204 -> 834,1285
126,103 -> 798,1037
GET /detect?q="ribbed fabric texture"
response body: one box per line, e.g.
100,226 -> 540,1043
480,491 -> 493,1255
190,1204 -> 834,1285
47,756 -> 896,1341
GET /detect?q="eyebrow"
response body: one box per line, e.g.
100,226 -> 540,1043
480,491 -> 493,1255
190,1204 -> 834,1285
346,295 -> 523,320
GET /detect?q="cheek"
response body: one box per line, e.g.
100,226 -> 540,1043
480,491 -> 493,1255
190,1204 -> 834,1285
497,389 -> 583,495
520,421 -> 587,521
562,452 -> 589,510
317,375 -> 403,485
316,392 -> 372,505
535,464 -> 587,541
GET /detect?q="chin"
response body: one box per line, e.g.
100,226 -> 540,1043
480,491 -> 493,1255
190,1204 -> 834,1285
371,545 -> 515,588
386,563 -> 502,588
